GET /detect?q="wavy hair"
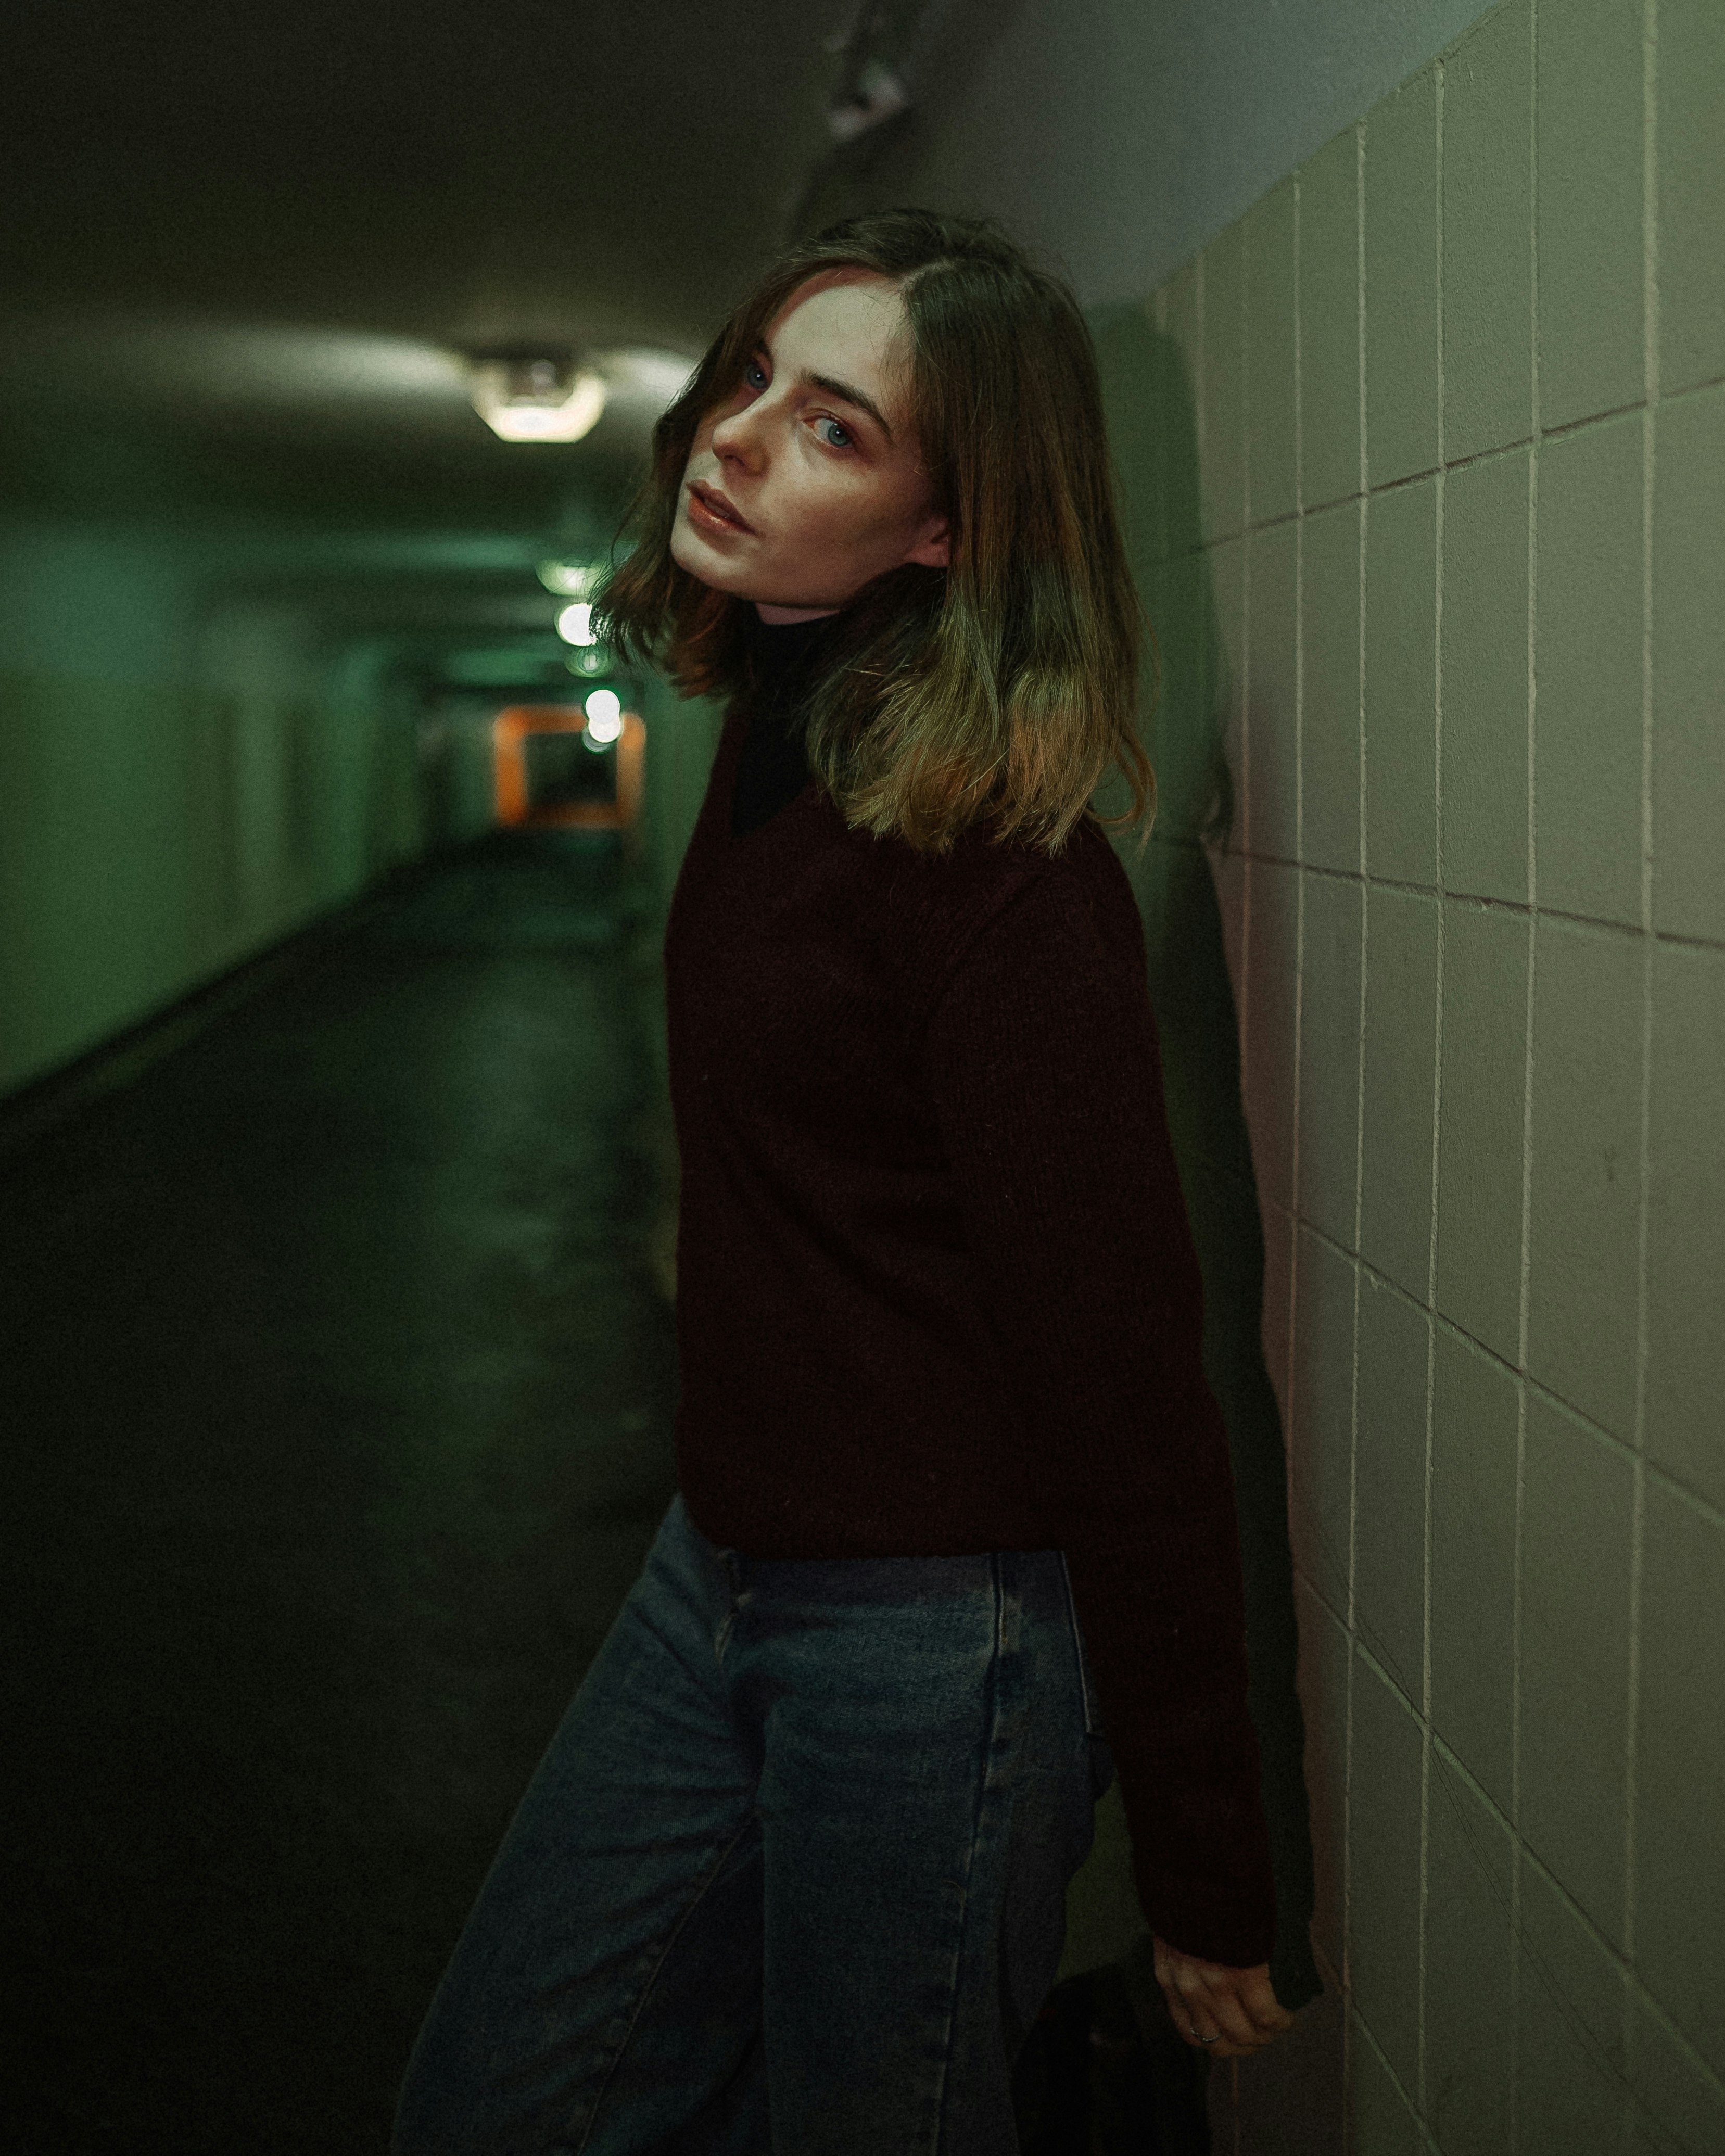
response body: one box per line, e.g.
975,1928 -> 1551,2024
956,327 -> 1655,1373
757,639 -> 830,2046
597,207 -> 1155,856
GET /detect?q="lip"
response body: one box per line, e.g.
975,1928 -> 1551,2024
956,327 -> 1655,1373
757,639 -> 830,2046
686,480 -> 757,537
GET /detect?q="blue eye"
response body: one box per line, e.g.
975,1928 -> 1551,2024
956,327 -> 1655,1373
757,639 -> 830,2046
816,416 -> 853,449
743,359 -> 768,390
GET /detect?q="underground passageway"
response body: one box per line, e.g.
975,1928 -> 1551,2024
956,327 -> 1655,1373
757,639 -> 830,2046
1,832 -> 681,2156
8,0 -> 1723,2146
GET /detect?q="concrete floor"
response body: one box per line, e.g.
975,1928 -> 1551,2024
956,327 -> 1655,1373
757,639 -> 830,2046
2,832 -> 681,2154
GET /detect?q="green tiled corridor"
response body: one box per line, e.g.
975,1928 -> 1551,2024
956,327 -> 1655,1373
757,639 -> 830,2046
4,0 -> 1722,2148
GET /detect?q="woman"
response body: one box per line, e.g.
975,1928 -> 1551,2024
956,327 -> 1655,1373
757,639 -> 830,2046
395,208 -> 1294,2156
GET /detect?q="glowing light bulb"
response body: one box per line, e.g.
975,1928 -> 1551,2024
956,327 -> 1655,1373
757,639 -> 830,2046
556,602 -> 596,645
469,362 -> 607,443
539,560 -> 599,597
584,689 -> 624,743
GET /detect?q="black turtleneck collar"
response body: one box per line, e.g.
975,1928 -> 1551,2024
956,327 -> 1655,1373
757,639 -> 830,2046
730,610 -> 840,838
749,607 -> 833,662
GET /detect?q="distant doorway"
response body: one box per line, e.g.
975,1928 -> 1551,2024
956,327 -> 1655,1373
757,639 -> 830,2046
492,705 -> 644,830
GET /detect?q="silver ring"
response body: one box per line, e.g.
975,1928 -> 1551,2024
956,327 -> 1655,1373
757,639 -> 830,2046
1191,2028 -> 1220,2044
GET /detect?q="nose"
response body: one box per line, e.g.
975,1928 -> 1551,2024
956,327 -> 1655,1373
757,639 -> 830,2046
709,395 -> 767,473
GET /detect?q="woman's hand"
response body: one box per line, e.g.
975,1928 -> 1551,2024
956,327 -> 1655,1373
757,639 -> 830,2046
1152,1936 -> 1295,2059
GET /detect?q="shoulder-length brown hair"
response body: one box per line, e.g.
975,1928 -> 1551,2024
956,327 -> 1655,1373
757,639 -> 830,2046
598,207 -> 1154,856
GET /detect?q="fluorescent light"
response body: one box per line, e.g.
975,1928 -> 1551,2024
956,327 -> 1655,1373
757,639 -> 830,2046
556,602 -> 597,645
597,348 -> 696,405
469,359 -> 606,443
584,689 -> 623,743
828,60 -> 909,143
539,559 -> 600,596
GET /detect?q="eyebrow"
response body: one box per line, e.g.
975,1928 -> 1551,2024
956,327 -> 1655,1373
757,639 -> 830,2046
754,342 -> 894,444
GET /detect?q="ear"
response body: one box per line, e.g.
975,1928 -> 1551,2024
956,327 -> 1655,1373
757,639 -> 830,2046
904,517 -> 950,570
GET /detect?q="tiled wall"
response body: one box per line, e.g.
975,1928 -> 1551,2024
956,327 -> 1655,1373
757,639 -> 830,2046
1110,1 -> 1724,2147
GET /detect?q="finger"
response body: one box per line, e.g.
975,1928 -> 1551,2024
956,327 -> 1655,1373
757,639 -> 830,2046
1187,1969 -> 1288,2052
1212,1974 -> 1292,2041
1160,1979 -> 1195,2039
1163,1979 -> 1218,2052
1233,1975 -> 1292,2043
1172,1987 -> 1242,2055
1158,1963 -> 1203,2035
1164,1988 -> 1213,2050
1158,1952 -> 1286,2055
1182,2017 -> 1262,2060
1197,2014 -> 1278,2060
1198,1986 -> 1270,2052
1236,1972 -> 1296,2036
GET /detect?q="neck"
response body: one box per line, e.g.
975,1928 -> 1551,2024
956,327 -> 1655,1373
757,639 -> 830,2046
754,601 -> 841,626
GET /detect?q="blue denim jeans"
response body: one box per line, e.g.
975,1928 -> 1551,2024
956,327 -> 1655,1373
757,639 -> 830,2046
393,1491 -> 1118,2155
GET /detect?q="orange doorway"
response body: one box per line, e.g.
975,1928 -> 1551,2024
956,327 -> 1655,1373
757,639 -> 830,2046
491,704 -> 644,830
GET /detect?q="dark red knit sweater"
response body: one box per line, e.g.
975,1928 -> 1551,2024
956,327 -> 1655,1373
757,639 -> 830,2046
663,661 -> 1278,1968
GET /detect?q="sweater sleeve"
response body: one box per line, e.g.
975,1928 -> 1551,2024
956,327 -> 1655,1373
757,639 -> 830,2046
923,860 -> 1278,1968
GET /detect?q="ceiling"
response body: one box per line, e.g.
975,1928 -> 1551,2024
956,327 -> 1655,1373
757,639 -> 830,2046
0,0 -> 861,537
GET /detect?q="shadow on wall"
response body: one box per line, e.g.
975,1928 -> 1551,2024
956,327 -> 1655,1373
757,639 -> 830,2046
1093,302 -> 1322,2020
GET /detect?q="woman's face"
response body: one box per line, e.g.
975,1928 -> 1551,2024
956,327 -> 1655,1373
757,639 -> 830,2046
669,269 -> 950,622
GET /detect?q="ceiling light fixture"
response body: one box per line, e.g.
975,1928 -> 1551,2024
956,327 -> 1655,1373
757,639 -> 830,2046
584,688 -> 624,743
538,559 -> 600,596
467,349 -> 607,443
828,58 -> 910,143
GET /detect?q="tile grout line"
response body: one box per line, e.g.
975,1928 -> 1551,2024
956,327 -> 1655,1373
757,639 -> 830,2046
1355,145 -> 1374,1818
1271,161 -> 1315,1758
1340,115 -> 1368,2132
1345,130 -> 1371,2104
1292,1217 -> 1725,1520
1150,365 -> 1717,571
1229,221 -> 1263,1407
1284,153 -> 1316,1523
1349,1639 -> 1725,2107
1203,247 -> 1251,1119
1508,5 -> 1542,2144
1415,50 -> 1446,2135
1622,0 -> 1661,2123
1244,218 -> 1264,2156
1294,170 -> 1306,922
1415,1710 -> 1725,2118
1203,848 -> 1724,954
